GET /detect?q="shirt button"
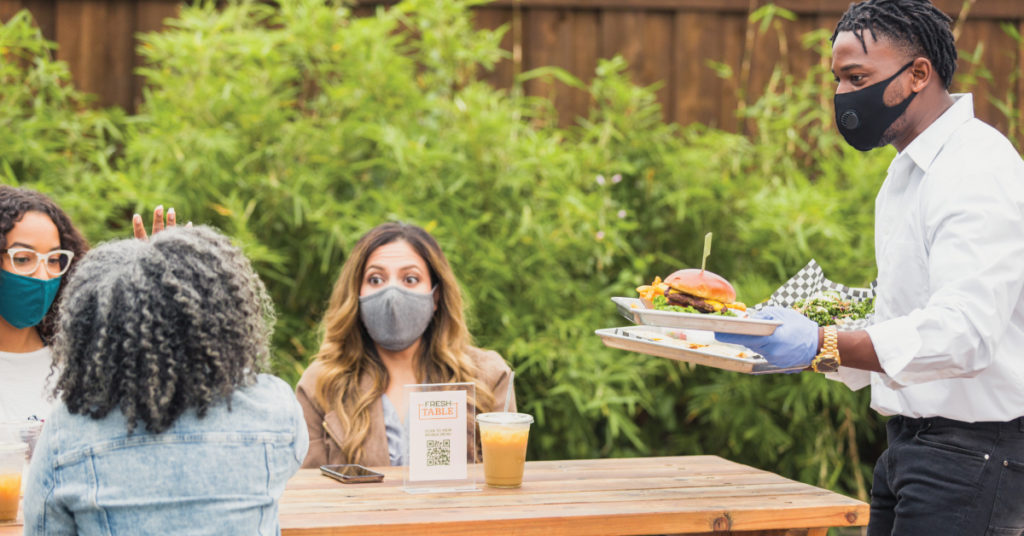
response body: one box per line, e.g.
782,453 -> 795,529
984,454 -> 990,460
1006,460 -> 1011,467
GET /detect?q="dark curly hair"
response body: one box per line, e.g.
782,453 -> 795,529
0,185 -> 89,342
832,0 -> 958,89
52,226 -> 276,434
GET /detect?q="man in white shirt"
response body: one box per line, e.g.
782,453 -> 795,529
717,1 -> 1024,534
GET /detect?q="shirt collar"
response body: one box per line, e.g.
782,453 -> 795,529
901,93 -> 974,173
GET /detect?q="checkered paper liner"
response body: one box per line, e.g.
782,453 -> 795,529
755,259 -> 876,331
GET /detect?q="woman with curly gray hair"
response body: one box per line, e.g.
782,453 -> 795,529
22,226 -> 308,535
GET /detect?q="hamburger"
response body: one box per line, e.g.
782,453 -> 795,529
636,269 -> 746,316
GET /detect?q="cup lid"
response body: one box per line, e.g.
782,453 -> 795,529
477,412 -> 534,425
0,420 -> 42,432
0,441 -> 27,455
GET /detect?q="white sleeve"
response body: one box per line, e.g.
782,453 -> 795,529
825,366 -> 872,391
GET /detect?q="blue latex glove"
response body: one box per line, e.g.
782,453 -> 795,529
715,306 -> 819,370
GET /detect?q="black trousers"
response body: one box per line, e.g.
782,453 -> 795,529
868,415 -> 1024,535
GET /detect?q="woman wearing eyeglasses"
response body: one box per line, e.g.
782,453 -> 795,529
0,185 -> 88,422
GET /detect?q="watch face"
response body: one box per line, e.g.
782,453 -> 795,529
815,356 -> 840,373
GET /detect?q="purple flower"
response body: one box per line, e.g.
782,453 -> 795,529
596,174 -> 606,185
611,174 -> 622,184
595,231 -> 606,240
617,209 -> 627,219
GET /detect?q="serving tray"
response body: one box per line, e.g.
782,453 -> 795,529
596,326 -> 805,375
612,297 -> 781,336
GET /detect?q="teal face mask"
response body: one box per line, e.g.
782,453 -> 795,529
0,269 -> 62,329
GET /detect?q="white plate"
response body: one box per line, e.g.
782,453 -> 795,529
595,326 -> 804,375
612,297 -> 781,336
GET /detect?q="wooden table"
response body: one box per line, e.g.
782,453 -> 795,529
0,455 -> 868,535
279,455 -> 869,535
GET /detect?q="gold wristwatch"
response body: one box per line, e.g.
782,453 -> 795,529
811,325 -> 840,373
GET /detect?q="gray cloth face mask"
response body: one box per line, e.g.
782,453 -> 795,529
359,285 -> 437,351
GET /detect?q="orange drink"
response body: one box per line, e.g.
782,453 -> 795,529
477,412 -> 533,488
0,472 -> 20,521
0,441 -> 26,522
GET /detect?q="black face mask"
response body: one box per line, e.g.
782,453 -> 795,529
834,61 -> 916,151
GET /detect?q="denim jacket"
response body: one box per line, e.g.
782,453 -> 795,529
23,374 -> 309,535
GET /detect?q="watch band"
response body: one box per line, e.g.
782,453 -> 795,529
812,325 -> 840,373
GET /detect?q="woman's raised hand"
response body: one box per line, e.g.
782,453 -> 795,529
133,205 -> 190,240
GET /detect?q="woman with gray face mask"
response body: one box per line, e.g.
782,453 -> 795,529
296,222 -> 515,468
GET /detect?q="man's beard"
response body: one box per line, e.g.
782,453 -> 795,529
878,112 -> 909,148
877,83 -> 913,148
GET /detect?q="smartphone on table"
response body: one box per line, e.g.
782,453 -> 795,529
320,464 -> 385,484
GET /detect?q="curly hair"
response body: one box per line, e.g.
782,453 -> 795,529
832,0 -> 957,89
0,185 -> 89,342
51,226 -> 275,434
313,222 -> 496,464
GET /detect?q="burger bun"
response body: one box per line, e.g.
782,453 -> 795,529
663,269 -> 736,304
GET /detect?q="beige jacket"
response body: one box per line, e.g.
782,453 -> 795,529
296,346 -> 515,468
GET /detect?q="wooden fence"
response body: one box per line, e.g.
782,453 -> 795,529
3,0 -> 1023,140
0,1 -> 180,114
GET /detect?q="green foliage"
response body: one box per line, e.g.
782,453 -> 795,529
795,293 -> 875,327
8,0 -> 978,503
0,11 -> 129,239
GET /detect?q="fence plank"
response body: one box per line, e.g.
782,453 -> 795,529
717,11 -> 747,133
1019,20 -> 1024,145
670,11 -> 700,127
132,1 -> 180,112
638,10 -> 674,123
473,7 -> 517,93
785,16 -> 823,82
568,8 -> 598,124
0,1 -> 20,21
54,0 -> 136,109
1,0 -> 56,38
957,18 -> 1018,137
522,7 -> 566,124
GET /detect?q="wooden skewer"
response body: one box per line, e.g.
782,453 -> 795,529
700,232 -> 712,274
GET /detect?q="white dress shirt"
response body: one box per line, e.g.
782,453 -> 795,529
831,94 -> 1024,422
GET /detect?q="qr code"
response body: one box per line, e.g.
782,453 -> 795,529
426,439 -> 451,467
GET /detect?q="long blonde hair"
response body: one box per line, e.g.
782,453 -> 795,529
313,222 -> 496,464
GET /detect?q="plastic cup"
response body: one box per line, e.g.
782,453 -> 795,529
0,421 -> 43,463
477,412 -> 533,488
0,442 -> 27,522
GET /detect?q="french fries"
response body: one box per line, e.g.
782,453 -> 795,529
635,276 -> 668,308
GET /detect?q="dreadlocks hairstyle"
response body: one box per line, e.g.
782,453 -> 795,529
831,0 -> 958,89
0,185 -> 89,342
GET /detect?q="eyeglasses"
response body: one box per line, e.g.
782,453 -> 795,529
1,248 -> 75,277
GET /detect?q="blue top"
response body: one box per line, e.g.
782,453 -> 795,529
22,374 -> 309,536
380,394 -> 408,466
